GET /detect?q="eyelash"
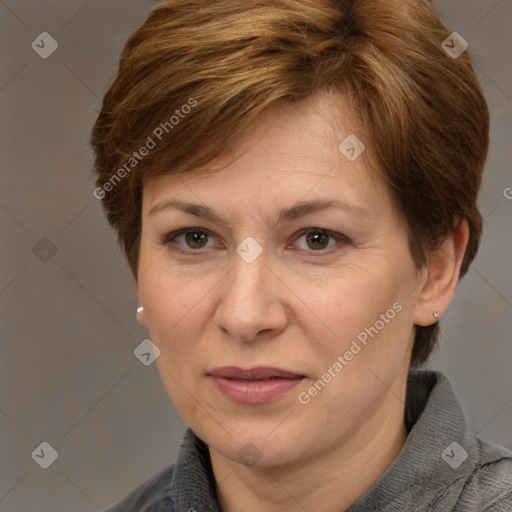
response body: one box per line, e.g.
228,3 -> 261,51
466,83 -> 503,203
160,227 -> 350,256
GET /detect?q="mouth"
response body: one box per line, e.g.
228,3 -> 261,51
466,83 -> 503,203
207,366 -> 306,404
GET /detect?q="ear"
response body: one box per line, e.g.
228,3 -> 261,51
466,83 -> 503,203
413,218 -> 470,326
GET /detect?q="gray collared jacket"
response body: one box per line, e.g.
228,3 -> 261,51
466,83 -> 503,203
104,371 -> 512,511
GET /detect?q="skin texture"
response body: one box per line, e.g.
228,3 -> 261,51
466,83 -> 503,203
135,91 -> 469,512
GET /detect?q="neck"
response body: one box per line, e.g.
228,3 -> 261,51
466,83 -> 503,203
210,381 -> 409,512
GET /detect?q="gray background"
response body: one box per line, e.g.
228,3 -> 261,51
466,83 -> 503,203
1,0 -> 511,510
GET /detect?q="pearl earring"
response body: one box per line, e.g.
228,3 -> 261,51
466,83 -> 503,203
137,306 -> 144,315
433,311 -> 439,319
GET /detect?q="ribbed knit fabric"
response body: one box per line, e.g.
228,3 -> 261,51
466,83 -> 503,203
104,370 -> 512,511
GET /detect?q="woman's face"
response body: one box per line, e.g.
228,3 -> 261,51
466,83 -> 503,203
137,91 -> 427,468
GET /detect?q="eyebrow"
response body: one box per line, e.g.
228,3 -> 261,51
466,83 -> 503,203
148,198 -> 370,226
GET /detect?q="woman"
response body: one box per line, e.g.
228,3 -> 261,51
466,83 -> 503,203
92,0 -> 512,510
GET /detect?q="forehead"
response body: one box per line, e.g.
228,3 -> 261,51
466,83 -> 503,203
142,90 -> 386,217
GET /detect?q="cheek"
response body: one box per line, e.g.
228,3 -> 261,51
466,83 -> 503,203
296,275 -> 413,428
137,250 -> 205,351
300,258 -> 415,378
138,262 -> 210,416
144,280 -> 204,352
305,263 -> 403,333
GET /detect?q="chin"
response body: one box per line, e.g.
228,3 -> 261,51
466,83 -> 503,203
199,420 -> 311,468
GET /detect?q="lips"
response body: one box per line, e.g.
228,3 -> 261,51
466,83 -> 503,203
208,366 -> 304,380
207,366 -> 305,404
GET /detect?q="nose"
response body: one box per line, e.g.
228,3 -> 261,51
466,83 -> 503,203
213,247 -> 288,343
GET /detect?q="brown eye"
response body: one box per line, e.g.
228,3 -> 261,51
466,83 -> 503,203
292,228 -> 349,255
305,231 -> 330,251
163,228 -> 215,251
184,231 -> 209,249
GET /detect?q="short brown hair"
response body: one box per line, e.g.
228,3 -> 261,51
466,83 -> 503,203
91,0 -> 489,366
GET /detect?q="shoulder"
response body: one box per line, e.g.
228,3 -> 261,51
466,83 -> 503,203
102,428 -> 220,512
398,371 -> 512,511
451,438 -> 512,511
103,463 -> 176,512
